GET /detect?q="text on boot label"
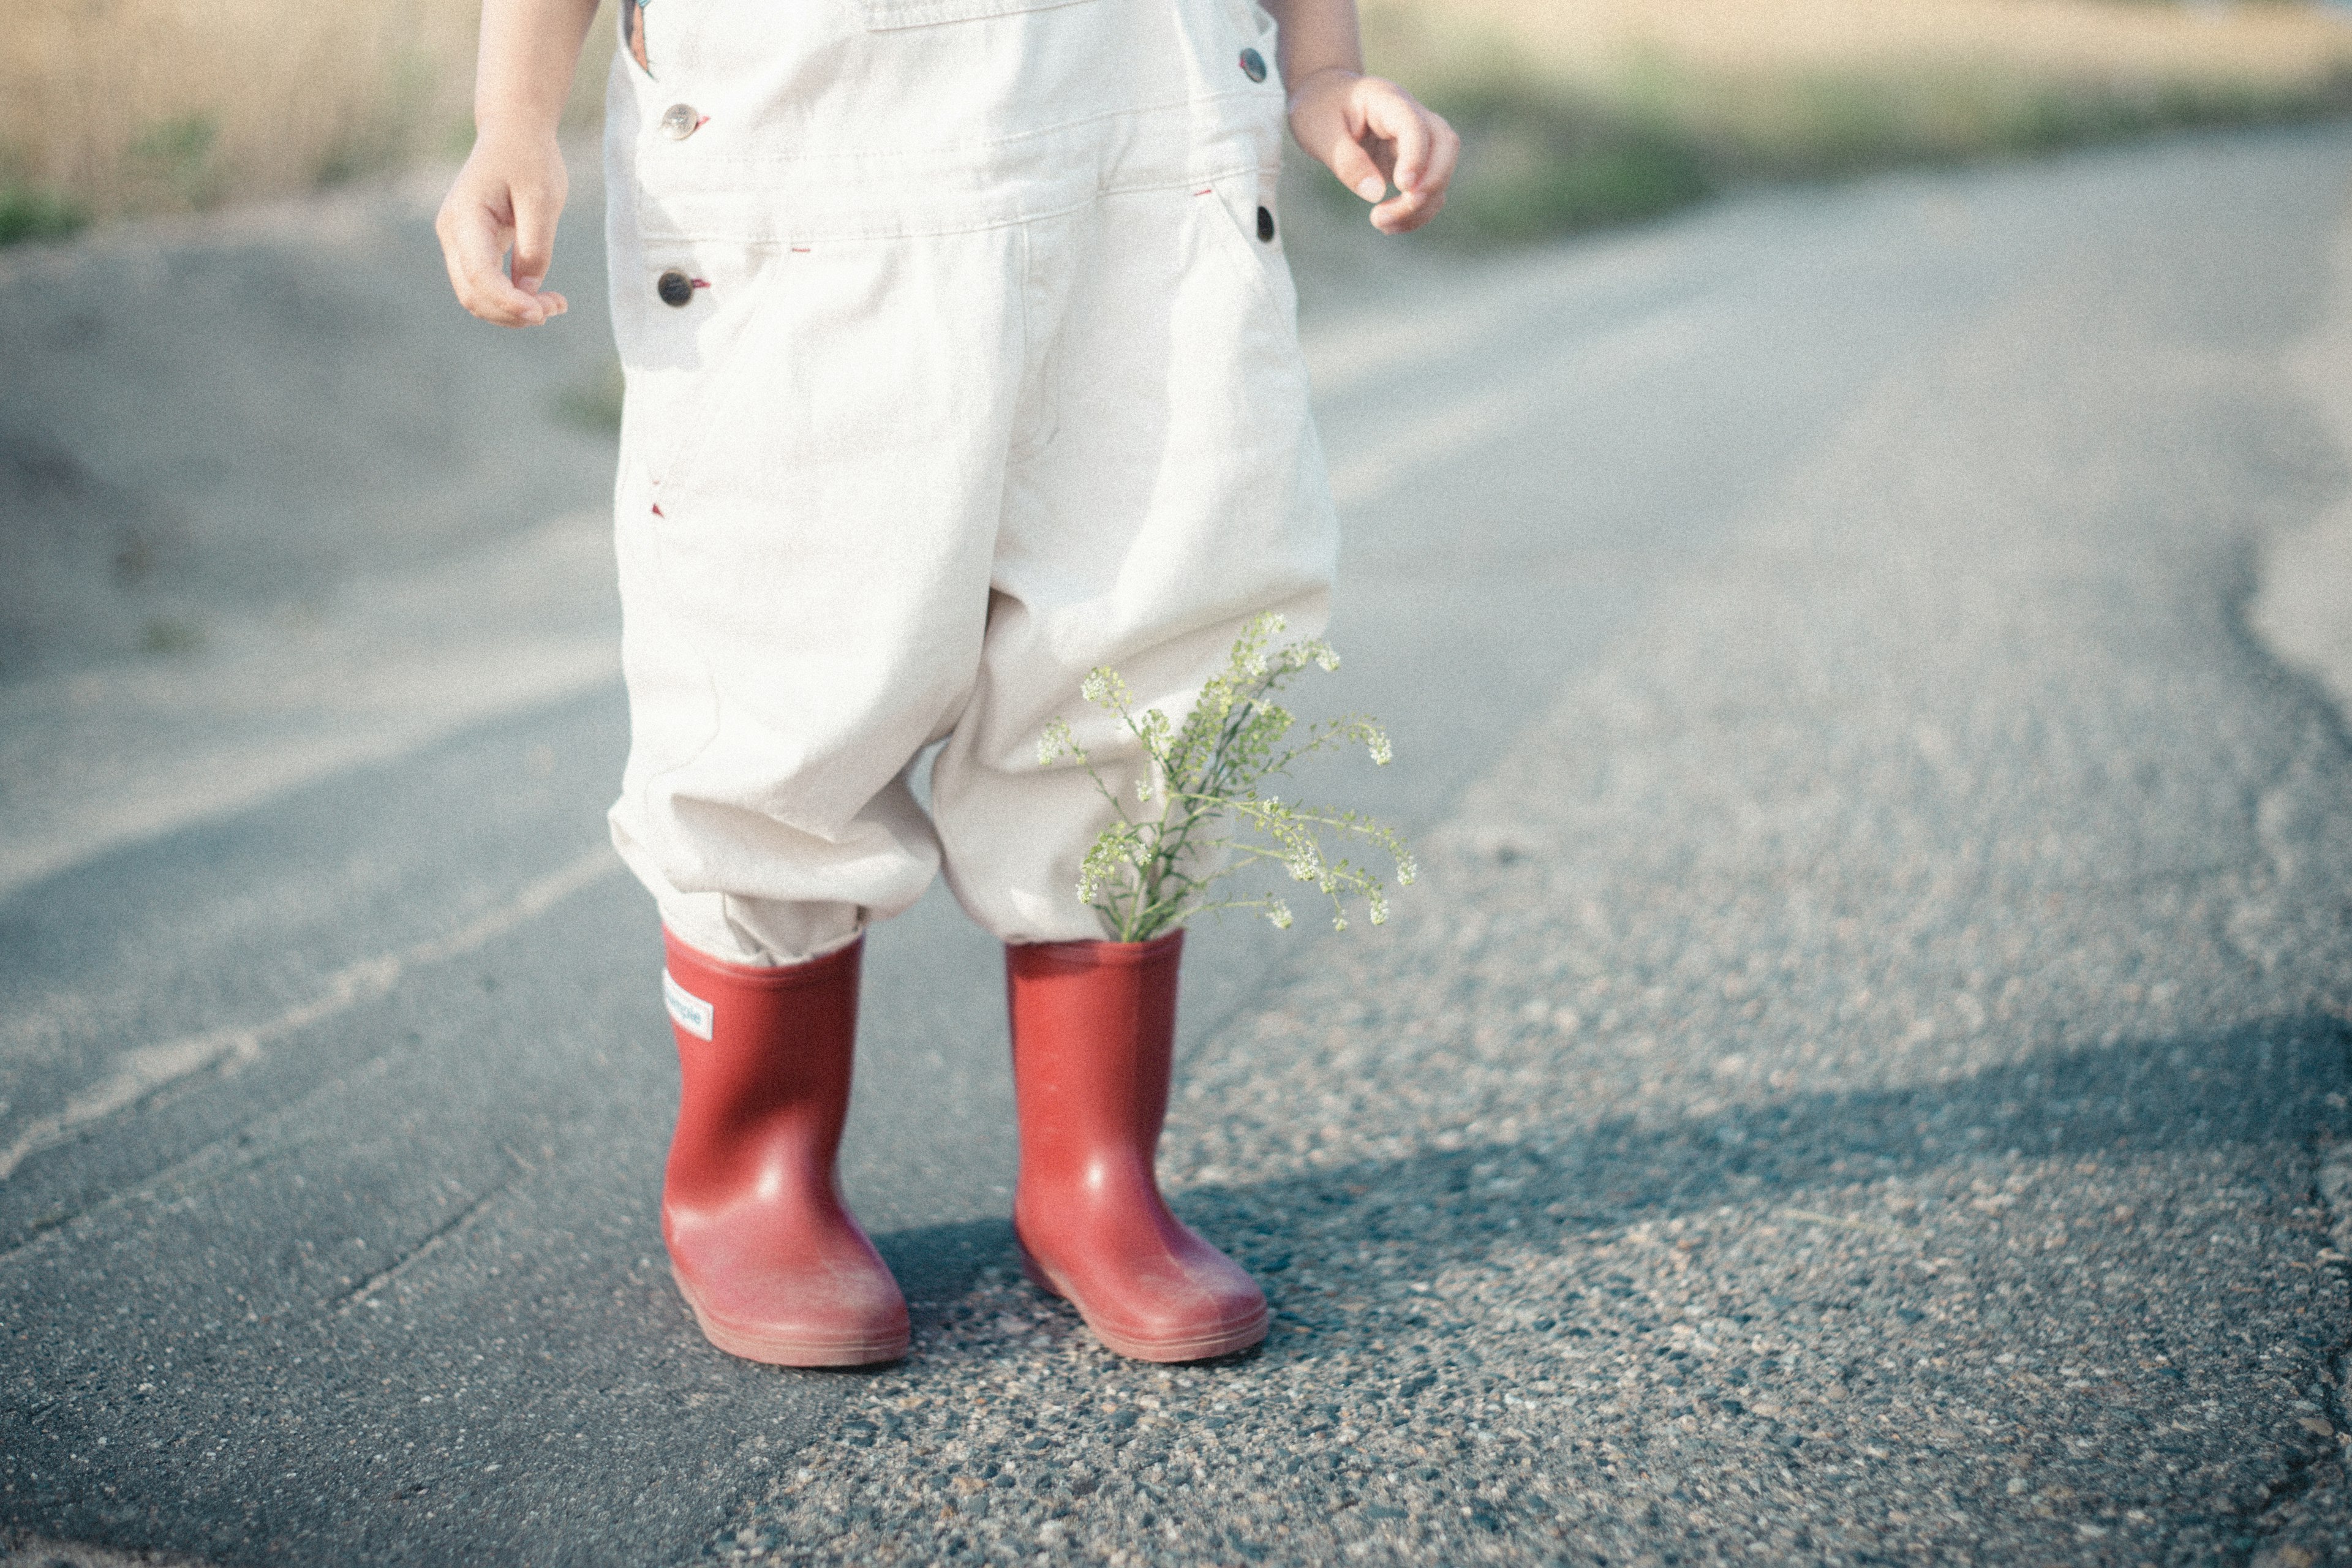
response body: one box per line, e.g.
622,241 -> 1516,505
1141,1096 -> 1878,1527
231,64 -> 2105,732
663,970 -> 715,1040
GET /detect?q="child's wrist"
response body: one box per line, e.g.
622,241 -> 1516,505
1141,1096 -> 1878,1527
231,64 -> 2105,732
470,113 -> 565,151
1284,62 -> 1362,111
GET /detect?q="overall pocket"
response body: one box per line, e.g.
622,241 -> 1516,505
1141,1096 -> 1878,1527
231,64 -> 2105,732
854,0 -> 1098,32
1197,168 -> 1297,325
617,251 -> 766,498
619,0 -> 706,78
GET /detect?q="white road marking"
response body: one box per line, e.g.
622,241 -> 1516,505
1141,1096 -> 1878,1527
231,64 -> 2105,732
1298,225 -> 1689,400
1328,380 -> 1533,510
1324,301 -> 1724,510
0,1538 -> 208,1568
0,511 -> 619,903
0,847 -> 618,1182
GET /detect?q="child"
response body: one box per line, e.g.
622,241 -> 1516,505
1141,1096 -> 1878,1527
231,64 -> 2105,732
437,0 -> 1458,1367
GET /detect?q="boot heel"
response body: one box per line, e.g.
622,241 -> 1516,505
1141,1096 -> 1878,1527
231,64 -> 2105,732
1016,1237 -> 1067,1300
671,1264 -> 910,1367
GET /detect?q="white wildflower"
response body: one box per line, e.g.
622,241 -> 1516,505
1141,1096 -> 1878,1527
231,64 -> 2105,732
1035,613 -> 1411,942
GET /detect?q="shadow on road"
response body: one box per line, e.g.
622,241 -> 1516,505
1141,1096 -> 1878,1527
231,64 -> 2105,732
891,1011 -> 2348,1348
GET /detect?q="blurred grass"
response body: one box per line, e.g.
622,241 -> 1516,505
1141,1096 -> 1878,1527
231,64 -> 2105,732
5,0 -> 2352,246
0,0 -> 614,240
0,188 -> 86,246
1366,0 -> 2352,240
554,357 -> 627,435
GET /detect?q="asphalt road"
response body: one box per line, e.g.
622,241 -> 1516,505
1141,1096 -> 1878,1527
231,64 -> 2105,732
3,123 -> 2351,1566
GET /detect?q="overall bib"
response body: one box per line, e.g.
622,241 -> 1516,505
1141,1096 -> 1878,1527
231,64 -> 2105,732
602,0 -> 1340,967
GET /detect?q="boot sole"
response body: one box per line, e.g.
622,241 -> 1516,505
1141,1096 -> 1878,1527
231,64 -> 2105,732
1017,1242 -> 1269,1363
671,1266 -> 910,1368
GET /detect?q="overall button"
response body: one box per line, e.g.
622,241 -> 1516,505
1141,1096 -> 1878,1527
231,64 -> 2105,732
659,103 -> 700,140
1238,47 -> 1267,83
657,269 -> 696,307
1256,205 -> 1276,243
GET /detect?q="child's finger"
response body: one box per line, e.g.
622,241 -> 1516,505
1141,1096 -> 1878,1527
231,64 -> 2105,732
1371,186 -> 1445,235
510,182 -> 563,298
437,197 -> 508,314
1417,111 -> 1463,201
1364,88 -> 1436,195
438,194 -> 543,327
1319,129 -> 1392,205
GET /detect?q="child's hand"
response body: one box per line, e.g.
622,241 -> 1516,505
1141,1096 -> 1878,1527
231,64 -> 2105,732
435,130 -> 571,328
1288,68 -> 1460,235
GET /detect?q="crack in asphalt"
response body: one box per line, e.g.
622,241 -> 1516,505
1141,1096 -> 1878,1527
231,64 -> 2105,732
0,1118 -> 351,1270
333,1177 -> 514,1316
0,1046 -> 418,1265
0,848 -> 616,1183
2238,1115 -> 2352,1566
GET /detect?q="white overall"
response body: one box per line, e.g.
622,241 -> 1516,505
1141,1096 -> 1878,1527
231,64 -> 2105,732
603,0 -> 1338,965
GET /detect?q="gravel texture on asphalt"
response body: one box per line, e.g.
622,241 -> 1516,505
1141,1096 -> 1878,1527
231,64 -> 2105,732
701,200 -> 2352,1567
0,1534 -> 204,1567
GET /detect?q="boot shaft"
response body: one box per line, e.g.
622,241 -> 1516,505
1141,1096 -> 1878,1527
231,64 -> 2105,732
1004,932 -> 1182,1175
662,931 -> 863,1207
1002,930 -> 1268,1360
655,931 -> 909,1366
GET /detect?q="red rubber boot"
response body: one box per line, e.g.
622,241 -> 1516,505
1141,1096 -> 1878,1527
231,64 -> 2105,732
1006,931 -> 1268,1361
660,930 -> 909,1366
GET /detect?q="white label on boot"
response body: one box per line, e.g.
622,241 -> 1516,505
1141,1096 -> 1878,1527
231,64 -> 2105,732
662,970 -> 714,1040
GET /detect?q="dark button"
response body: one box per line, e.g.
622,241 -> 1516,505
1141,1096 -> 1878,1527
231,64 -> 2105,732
1256,205 -> 1276,243
656,269 -> 695,307
1238,47 -> 1267,83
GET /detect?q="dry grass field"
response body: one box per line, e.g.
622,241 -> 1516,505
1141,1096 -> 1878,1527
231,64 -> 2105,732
4,0 -> 2352,243
0,0 -> 613,240
1371,0 -> 2352,236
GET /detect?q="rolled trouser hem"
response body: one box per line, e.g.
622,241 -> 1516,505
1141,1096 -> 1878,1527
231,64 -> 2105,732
657,897 -> 865,968
661,919 -> 866,973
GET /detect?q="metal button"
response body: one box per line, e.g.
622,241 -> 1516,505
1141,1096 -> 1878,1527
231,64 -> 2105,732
1238,47 -> 1267,83
659,104 -> 699,140
657,269 -> 695,308
1256,205 -> 1276,243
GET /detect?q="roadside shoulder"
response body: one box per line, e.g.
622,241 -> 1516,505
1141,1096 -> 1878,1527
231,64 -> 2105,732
2253,213 -> 2352,733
